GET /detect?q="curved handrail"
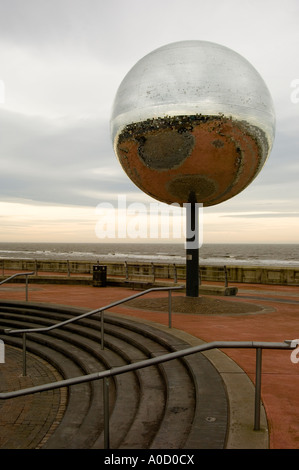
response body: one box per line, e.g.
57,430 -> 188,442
0,272 -> 35,286
0,271 -> 35,301
0,339 -> 295,399
4,285 -> 183,335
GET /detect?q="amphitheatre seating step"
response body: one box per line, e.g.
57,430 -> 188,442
2,335 -> 97,447
0,317 -> 140,449
0,300 -> 228,449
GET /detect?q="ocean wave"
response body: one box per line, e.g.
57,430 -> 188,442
0,243 -> 298,267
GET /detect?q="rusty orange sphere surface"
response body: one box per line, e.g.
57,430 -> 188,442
111,41 -> 275,206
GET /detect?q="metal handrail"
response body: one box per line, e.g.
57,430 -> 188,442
4,285 -> 183,375
0,339 -> 297,449
5,285 -> 183,335
0,272 -> 35,301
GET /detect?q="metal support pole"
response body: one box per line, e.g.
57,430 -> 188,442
25,275 -> 29,301
173,264 -> 177,284
101,310 -> 105,350
168,290 -> 172,328
151,262 -> 155,281
103,377 -> 110,449
254,347 -> 262,430
186,194 -> 199,297
23,333 -> 27,376
224,266 -> 228,287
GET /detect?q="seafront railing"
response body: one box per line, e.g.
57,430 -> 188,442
5,285 -> 184,376
0,339 -> 297,448
0,272 -> 35,301
1,258 -> 299,286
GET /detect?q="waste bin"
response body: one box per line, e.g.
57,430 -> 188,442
93,265 -> 107,287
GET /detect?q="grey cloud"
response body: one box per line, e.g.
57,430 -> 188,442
0,109 -> 134,205
251,126 -> 299,190
0,0 -> 164,66
0,0 -> 298,223
221,212 -> 299,218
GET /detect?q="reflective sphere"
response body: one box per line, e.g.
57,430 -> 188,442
111,40 -> 275,206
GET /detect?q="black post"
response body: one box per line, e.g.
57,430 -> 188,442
186,193 -> 199,297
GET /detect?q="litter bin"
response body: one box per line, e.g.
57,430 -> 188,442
93,265 -> 107,287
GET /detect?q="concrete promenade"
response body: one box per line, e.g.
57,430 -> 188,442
0,278 -> 299,449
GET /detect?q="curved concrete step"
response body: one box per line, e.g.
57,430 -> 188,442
0,301 -> 228,449
0,317 -> 139,449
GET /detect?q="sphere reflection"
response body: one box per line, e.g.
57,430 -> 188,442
111,40 -> 275,206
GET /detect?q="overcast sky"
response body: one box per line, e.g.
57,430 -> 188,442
0,0 -> 298,244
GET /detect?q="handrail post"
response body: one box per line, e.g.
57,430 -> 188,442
254,347 -> 262,430
25,274 -> 29,301
224,265 -> 228,287
151,262 -> 155,282
23,332 -> 27,376
101,310 -> 105,350
103,377 -> 110,449
168,290 -> 172,328
173,264 -> 177,284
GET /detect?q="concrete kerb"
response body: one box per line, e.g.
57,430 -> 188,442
106,311 -> 269,450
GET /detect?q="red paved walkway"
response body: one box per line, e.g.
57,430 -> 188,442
0,280 -> 299,449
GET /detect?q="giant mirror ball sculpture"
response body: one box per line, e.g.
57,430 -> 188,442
111,40 -> 275,207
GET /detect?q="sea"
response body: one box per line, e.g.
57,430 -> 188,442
0,242 -> 299,268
